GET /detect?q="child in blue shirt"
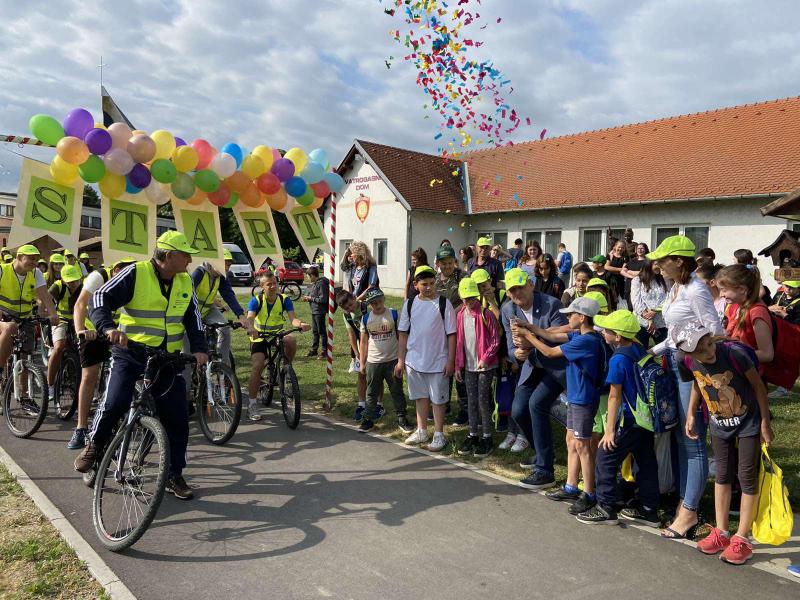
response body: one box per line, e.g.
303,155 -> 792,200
576,309 -> 660,527
523,297 -> 605,513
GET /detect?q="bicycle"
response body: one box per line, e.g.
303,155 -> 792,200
2,315 -> 51,438
255,327 -> 302,429
250,270 -> 303,301
192,321 -> 243,445
52,324 -> 81,421
92,339 -> 195,552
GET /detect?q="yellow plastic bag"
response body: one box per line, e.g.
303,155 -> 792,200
752,443 -> 793,546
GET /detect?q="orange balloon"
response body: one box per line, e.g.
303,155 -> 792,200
310,195 -> 324,209
187,188 -> 207,205
265,188 -> 287,211
240,183 -> 262,207
225,170 -> 250,194
56,136 -> 90,165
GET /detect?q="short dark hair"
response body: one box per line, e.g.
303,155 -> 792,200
411,247 -> 428,265
514,238 -> 523,246
335,289 -> 355,307
414,270 -> 436,283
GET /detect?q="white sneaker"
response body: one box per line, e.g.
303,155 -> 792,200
768,386 -> 789,399
347,358 -> 356,373
248,404 -> 262,421
404,429 -> 429,445
427,432 -> 447,452
498,432 -> 517,450
348,359 -> 361,374
510,435 -> 530,453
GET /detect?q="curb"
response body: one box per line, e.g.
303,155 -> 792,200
0,444 -> 137,600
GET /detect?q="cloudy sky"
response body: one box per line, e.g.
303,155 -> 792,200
2,0 -> 800,191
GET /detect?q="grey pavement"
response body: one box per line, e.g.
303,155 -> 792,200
1,410 -> 797,600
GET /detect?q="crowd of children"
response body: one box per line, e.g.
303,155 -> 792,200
337,233 -> 798,568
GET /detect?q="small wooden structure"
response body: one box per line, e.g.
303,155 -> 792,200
758,229 -> 800,282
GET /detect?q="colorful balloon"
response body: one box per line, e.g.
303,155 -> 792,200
63,108 -> 95,140
223,192 -> 240,209
240,183 -> 262,207
241,154 -> 265,179
127,134 -> 156,163
296,185 -> 316,206
174,136 -> 187,147
126,178 -> 143,194
78,154 -> 106,183
144,180 -> 171,205
264,188 -> 288,211
187,188 -> 207,206
324,171 -> 345,193
171,172 -> 195,200
99,172 -> 126,198
256,172 -> 281,195
50,156 -> 79,185
285,176 -> 308,198
29,114 -> 65,146
310,195 -> 324,209
194,169 -> 220,193
308,148 -> 329,170
150,158 -> 177,184
208,183 -> 231,207
172,145 -> 199,173
252,145 -> 275,171
128,163 -> 152,189
93,122 -> 107,130
278,195 -> 297,214
210,153 -> 236,178
271,158 -> 295,182
300,161 -> 324,184
103,148 -> 135,175
85,128 -> 113,155
107,122 -> 132,150
284,147 -> 308,174
225,171 -> 250,194
310,180 -> 330,198
220,142 -> 243,167
192,139 -> 216,170
151,130 -> 176,160
56,136 -> 90,165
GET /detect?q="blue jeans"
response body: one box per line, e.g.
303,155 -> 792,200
511,368 -> 564,476
667,350 -> 708,511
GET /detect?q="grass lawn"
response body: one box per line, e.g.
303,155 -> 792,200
231,292 -> 800,507
0,464 -> 109,599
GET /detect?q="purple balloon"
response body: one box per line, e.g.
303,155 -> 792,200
174,136 -> 187,147
271,158 -> 295,182
128,163 -> 152,189
64,108 -> 95,140
84,128 -> 112,155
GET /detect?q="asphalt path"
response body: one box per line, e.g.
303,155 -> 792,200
1,408 -> 797,600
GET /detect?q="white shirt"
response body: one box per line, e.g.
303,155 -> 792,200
1,267 -> 46,289
398,295 -> 457,373
79,262 -> 89,276
82,270 -> 105,294
652,274 -> 723,354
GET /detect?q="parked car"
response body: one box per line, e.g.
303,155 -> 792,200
223,243 -> 253,286
276,260 -> 305,283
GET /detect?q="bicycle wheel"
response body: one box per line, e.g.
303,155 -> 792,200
3,360 -> 48,438
282,283 -> 302,301
279,363 -> 301,429
93,415 -> 170,552
54,350 -> 79,420
197,362 -> 242,445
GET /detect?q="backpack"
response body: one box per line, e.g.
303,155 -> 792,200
683,340 -> 759,376
361,308 -> 399,339
578,331 -> 610,393
615,346 -> 679,433
404,295 -> 446,335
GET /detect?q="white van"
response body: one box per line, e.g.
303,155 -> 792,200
223,243 -> 253,286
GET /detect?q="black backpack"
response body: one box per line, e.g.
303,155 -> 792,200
404,295 -> 447,335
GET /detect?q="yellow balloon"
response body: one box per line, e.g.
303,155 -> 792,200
151,130 -> 176,160
94,122 -> 107,130
241,154 -> 265,179
50,156 -> 79,185
172,145 -> 199,173
99,172 -> 126,198
252,145 -> 274,171
284,147 -> 308,174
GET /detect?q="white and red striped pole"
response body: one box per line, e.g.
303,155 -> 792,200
324,192 -> 337,410
0,135 -> 50,147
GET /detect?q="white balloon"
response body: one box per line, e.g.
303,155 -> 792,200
210,153 -> 236,178
144,181 -> 171,205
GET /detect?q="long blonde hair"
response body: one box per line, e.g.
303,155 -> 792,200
349,241 -> 375,267
716,264 -> 761,330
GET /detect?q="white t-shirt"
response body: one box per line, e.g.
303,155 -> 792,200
361,309 -> 399,363
79,262 -> 89,276
520,306 -> 534,324
652,274 -> 724,354
463,311 -> 482,371
398,295 -> 457,373
4,268 -> 46,289
82,270 -> 106,294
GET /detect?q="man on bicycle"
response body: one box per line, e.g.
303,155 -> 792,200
75,231 -> 208,500
68,257 -> 137,449
46,264 -> 83,402
246,270 -> 309,421
0,245 -> 59,379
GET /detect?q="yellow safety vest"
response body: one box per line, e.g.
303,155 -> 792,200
52,280 -> 79,323
0,263 -> 37,319
250,293 -> 286,342
195,267 -> 221,319
117,261 -> 193,352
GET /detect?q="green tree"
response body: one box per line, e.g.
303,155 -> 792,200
83,185 -> 100,207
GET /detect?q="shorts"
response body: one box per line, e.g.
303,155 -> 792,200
79,337 -> 110,368
567,401 -> 599,440
52,322 -> 71,343
250,334 -> 294,356
406,367 -> 447,404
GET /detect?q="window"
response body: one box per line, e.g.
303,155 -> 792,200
339,239 -> 352,282
655,225 -> 709,250
581,229 -> 603,261
0,205 -> 14,217
655,227 -> 680,247
91,217 -> 101,229
544,231 -> 562,256
476,232 -> 508,249
81,215 -> 90,227
157,225 -> 171,236
524,231 -> 541,247
374,239 -> 388,266
791,222 -> 800,233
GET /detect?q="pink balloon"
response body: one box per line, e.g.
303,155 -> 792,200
127,134 -> 156,163
192,139 -> 216,170
103,148 -> 135,175
271,148 -> 282,163
108,122 -> 132,150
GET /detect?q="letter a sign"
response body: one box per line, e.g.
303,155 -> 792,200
232,203 -> 284,270
8,158 -> 83,251
172,201 -> 225,272
100,190 -> 157,266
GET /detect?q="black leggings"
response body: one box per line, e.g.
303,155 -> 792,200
711,434 -> 760,495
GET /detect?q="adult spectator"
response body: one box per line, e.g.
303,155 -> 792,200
630,260 -> 668,346
467,237 -> 504,289
555,242 -> 572,288
303,266 -> 330,359
347,241 -> 379,310
458,246 -> 474,271
79,252 -> 94,273
404,247 -> 428,300
508,238 -> 525,266
604,240 -> 627,297
622,228 -> 637,260
620,242 -> 649,309
534,254 -> 564,299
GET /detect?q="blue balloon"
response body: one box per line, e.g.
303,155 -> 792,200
300,161 -> 325,184
284,175 -> 308,198
309,148 -> 329,169
324,171 -> 345,193
125,177 -> 142,194
220,142 -> 243,168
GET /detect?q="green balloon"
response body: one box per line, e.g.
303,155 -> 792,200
150,158 -> 177,184
29,114 -> 65,146
296,185 -> 316,206
171,172 -> 195,200
78,155 -> 105,183
224,192 -> 239,209
194,169 -> 220,193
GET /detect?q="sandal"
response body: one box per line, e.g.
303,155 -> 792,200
661,523 -> 698,541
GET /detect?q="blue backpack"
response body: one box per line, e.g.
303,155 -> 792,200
615,346 -> 679,433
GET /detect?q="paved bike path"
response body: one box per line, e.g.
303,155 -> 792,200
1,411 -> 796,600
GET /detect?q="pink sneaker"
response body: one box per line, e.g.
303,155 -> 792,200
696,527 -> 730,555
720,535 -> 753,565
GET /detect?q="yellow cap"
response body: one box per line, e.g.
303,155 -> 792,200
223,248 -> 233,260
583,291 -> 608,312
16,244 -> 41,256
79,252 -> 90,259
594,309 -> 640,340
646,235 -> 696,260
63,249 -> 74,257
156,230 -> 199,254
49,253 -> 65,264
587,277 -> 608,289
458,277 -> 480,299
60,264 -> 83,283
504,267 -> 529,290
471,268 -> 490,285
113,257 -> 137,270
476,237 -> 492,247
414,265 -> 435,279
783,280 -> 800,289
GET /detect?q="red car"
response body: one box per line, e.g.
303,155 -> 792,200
276,261 -> 305,283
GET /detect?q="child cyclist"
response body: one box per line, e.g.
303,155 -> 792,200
577,310 -> 660,527
246,271 -> 310,421
675,323 -> 773,565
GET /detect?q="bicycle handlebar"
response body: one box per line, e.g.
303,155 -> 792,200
84,332 -> 197,368
204,321 -> 243,331
258,326 -> 304,340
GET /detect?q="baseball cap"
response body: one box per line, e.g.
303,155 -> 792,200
783,280 -> 800,289
436,245 -> 456,261
223,248 -> 233,260
37,258 -> 47,265
60,264 -> 83,283
646,235 -> 696,260
504,267 -> 529,290
559,296 -> 600,318
671,321 -> 712,352
458,277 -> 480,300
587,277 -> 608,289
49,253 -> 65,264
588,254 -> 606,263
476,237 -> 492,247
16,244 -> 41,257
414,265 -> 435,280
471,268 -> 490,285
113,257 -> 137,270
593,310 -> 640,340
63,249 -> 74,257
583,291 -> 609,313
79,252 -> 90,259
365,288 -> 385,304
156,230 -> 199,254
